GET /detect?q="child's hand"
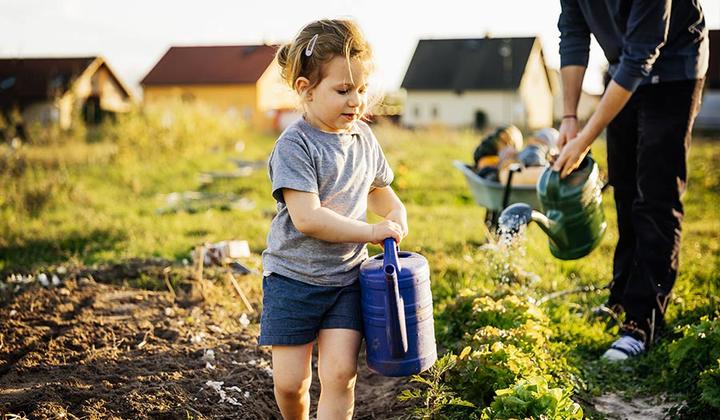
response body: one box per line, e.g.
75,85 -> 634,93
370,220 -> 404,245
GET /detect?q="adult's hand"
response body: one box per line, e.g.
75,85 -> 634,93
557,117 -> 579,151
552,133 -> 592,178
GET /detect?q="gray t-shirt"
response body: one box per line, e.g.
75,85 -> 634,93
262,118 -> 394,286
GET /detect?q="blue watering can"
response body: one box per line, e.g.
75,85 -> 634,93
359,238 -> 437,377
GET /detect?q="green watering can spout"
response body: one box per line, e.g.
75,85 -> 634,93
530,208 -> 559,239
497,203 -> 561,244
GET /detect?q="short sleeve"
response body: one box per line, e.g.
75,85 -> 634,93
268,137 -> 318,203
369,130 -> 394,188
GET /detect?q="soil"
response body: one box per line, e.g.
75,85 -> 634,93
0,262 -> 413,419
592,393 -> 675,420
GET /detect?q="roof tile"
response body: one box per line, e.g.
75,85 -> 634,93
141,45 -> 278,85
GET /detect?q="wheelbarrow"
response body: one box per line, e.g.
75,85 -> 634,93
452,160 -> 542,231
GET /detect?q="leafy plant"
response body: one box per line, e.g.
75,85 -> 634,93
406,293 -> 581,417
480,376 -> 583,420
667,314 -> 720,393
398,353 -> 475,419
663,314 -> 720,415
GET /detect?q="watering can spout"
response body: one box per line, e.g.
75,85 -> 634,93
530,209 -> 557,239
498,203 -> 559,242
498,203 -> 532,234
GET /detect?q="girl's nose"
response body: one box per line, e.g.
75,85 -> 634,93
347,91 -> 360,107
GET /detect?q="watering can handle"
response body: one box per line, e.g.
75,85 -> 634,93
547,169 -> 561,201
383,238 -> 408,358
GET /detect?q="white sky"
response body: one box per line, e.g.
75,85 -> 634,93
2,0 -> 719,96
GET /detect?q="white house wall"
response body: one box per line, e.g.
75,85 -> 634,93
551,85 -> 601,122
402,90 -> 523,129
518,41 -> 553,129
695,90 -> 720,129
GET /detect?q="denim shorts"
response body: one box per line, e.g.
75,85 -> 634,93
258,272 -> 363,346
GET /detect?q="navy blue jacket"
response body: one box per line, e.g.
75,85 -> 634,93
558,0 -> 709,91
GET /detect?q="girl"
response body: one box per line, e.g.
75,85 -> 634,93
260,19 -> 408,420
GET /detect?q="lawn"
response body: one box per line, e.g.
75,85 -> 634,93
1,104 -> 718,418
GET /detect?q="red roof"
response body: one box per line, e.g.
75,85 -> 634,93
140,45 -> 278,86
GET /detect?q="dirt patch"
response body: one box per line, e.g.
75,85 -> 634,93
0,271 -> 412,419
593,393 -> 676,420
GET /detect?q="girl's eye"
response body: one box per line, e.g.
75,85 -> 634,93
337,89 -> 349,95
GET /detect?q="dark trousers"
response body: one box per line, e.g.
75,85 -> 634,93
606,79 -> 704,344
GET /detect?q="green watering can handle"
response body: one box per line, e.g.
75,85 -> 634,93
547,169 -> 561,202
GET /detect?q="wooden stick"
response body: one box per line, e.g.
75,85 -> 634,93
185,405 -> 204,418
194,245 -> 206,299
536,285 -> 600,306
227,272 -> 254,314
163,266 -> 176,299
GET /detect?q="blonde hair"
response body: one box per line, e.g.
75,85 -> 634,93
276,19 -> 373,92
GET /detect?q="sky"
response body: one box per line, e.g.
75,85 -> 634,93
2,0 -> 719,96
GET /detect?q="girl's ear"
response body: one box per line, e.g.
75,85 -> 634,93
294,77 -> 313,101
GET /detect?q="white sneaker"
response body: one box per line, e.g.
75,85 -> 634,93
602,335 -> 646,361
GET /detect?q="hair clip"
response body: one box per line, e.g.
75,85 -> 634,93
305,34 -> 319,57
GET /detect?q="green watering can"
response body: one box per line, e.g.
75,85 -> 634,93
498,155 -> 606,260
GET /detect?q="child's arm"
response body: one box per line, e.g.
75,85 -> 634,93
368,186 -> 408,237
284,188 -> 403,244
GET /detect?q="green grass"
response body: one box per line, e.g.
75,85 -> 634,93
1,105 -> 719,417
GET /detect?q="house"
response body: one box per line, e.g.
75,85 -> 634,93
0,56 -> 135,132
547,67 -> 601,124
696,29 -> 720,130
400,36 -> 553,130
140,45 -> 297,131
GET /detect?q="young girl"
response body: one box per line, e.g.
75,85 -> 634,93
260,19 -> 408,420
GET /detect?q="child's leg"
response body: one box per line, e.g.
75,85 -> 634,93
316,329 -> 362,420
272,343 -> 314,420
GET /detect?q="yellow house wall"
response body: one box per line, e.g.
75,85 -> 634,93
73,63 -> 133,113
256,59 -> 299,113
58,94 -> 73,129
143,84 -> 272,127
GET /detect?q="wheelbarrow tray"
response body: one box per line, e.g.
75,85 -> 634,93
453,160 -> 542,211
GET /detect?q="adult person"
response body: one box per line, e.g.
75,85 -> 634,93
553,0 -> 708,361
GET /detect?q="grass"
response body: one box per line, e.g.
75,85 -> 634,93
1,104 -> 719,417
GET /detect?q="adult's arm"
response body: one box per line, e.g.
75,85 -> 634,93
553,81 -> 633,177
557,0 -> 591,149
612,0 -> 672,92
557,65 -> 586,150
554,0 -> 671,177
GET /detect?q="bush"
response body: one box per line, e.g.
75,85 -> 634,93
699,359 -> 720,409
405,294 -> 580,418
665,314 -> 720,415
480,376 -> 583,420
